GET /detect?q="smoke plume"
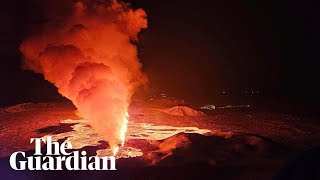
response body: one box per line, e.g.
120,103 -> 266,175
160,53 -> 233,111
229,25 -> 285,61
20,0 -> 147,151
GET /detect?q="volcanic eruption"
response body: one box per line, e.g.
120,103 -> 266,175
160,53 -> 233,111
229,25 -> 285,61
19,0 -> 147,154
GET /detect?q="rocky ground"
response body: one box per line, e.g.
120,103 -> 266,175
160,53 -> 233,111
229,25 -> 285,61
0,100 -> 319,179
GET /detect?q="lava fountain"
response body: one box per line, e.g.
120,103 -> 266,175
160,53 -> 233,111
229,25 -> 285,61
114,112 -> 129,156
19,0 -> 147,154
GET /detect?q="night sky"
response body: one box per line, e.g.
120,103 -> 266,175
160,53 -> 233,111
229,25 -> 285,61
1,0 -> 319,106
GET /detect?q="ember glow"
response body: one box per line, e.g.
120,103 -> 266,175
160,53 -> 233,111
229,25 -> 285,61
44,119 -> 211,159
19,0 -> 147,151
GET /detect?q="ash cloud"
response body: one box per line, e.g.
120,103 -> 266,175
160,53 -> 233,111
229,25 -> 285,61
20,0 -> 147,150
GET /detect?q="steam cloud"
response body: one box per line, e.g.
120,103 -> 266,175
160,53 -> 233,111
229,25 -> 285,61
20,0 -> 147,150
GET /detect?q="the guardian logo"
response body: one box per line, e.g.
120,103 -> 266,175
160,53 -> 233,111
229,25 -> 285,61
9,136 -> 116,170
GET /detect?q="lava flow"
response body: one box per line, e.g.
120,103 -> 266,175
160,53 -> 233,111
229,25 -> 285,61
19,0 -> 147,152
42,117 -> 211,159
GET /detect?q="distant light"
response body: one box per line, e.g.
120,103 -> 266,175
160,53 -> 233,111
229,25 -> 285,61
200,105 -> 216,110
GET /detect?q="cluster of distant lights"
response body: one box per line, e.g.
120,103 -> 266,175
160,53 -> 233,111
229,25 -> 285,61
150,93 -> 167,101
221,90 -> 261,94
148,91 -> 262,101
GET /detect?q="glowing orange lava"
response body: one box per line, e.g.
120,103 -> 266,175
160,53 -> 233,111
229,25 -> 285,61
113,112 -> 129,156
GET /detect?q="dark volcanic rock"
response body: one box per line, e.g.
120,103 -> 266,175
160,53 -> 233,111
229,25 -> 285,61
144,133 -> 286,166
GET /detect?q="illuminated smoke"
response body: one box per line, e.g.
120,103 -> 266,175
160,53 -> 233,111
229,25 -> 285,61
20,0 -> 147,151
